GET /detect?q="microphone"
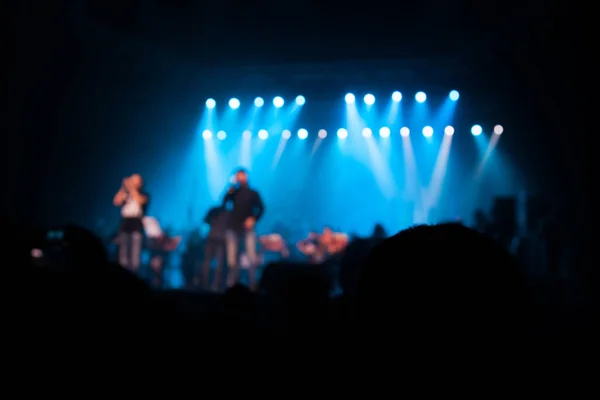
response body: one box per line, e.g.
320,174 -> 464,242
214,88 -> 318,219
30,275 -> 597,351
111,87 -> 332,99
227,176 -> 239,194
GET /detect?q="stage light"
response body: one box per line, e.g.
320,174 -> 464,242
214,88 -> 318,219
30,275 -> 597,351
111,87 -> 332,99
449,90 -> 460,101
444,126 -> 454,136
202,130 -> 212,140
392,91 -> 402,102
364,94 -> 375,105
242,130 -> 252,139
298,129 -> 308,139
362,127 -> 372,137
217,130 -> 226,140
273,96 -> 284,108
400,127 -> 410,137
206,99 -> 216,109
379,127 -> 390,137
415,92 -> 427,103
422,126 -> 433,137
318,129 -> 327,138
282,130 -> 291,139
337,128 -> 348,139
345,93 -> 355,104
228,98 -> 240,109
471,125 -> 482,136
494,125 -> 503,134
254,97 -> 264,107
258,129 -> 268,139
295,95 -> 305,106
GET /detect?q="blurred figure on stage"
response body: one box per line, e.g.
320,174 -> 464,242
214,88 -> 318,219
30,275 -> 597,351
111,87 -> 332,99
147,230 -> 181,288
372,223 -> 387,241
181,229 -> 203,288
297,227 -> 349,263
198,205 -> 229,291
222,168 -> 265,290
297,232 -> 325,263
260,233 -> 290,259
113,174 -> 149,273
319,226 -> 349,256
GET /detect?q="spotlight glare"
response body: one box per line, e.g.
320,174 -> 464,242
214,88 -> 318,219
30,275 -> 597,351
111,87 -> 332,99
471,125 -> 483,136
258,129 -> 269,140
362,127 -> 372,137
400,127 -> 410,137
297,129 -> 308,139
337,128 -> 348,139
205,99 -> 216,109
242,130 -> 252,139
254,97 -> 264,107
318,129 -> 327,138
494,125 -> 504,134
415,92 -> 427,103
295,95 -> 305,106
444,126 -> 455,136
379,127 -> 390,138
344,93 -> 355,104
364,94 -> 375,105
392,91 -> 402,102
282,130 -> 291,139
422,126 -> 433,137
273,96 -> 284,108
449,90 -> 460,101
228,98 -> 240,109
202,130 -> 212,140
217,130 -> 226,140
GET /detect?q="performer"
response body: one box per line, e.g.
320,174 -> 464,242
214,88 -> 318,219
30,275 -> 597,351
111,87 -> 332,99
259,233 -> 290,258
319,226 -> 349,255
297,227 -> 349,263
222,168 -> 265,289
297,232 -> 325,263
147,231 -> 181,288
199,205 -> 229,291
113,174 -> 149,273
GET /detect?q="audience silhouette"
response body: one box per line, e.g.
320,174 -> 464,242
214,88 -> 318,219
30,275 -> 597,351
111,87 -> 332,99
13,218 -> 593,355
356,223 -> 530,344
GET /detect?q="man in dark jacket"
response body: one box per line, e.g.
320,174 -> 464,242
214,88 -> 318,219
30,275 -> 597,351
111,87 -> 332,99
222,168 -> 265,290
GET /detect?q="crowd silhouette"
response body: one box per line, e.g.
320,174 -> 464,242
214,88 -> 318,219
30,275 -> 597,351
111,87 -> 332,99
14,203 -> 595,358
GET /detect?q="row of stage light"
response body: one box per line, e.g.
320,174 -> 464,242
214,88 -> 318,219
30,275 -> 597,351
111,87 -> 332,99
202,124 -> 504,140
205,90 -> 460,109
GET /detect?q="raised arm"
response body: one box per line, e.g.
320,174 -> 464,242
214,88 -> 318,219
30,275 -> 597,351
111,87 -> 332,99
204,208 -> 216,225
222,188 -> 235,207
113,187 -> 127,207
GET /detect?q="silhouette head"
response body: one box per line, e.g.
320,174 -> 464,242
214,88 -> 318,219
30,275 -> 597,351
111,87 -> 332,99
357,223 -> 528,339
372,223 -> 387,239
